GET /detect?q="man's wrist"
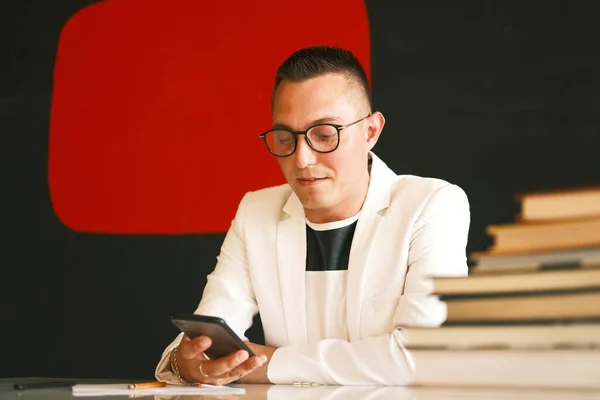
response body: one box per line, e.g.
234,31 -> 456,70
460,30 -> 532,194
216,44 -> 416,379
169,346 -> 192,384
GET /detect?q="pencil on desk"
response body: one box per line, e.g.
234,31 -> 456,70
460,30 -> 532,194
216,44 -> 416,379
127,382 -> 167,390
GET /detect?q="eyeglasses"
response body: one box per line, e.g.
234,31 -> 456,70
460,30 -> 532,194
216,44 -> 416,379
259,114 -> 371,157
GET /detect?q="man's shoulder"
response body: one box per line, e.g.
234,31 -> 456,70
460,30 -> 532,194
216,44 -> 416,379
387,173 -> 468,207
245,183 -> 293,202
372,153 -> 465,202
391,174 -> 454,193
236,183 -> 293,216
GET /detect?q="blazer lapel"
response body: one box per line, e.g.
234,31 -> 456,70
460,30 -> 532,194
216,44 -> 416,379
277,191 -> 308,345
346,153 -> 394,341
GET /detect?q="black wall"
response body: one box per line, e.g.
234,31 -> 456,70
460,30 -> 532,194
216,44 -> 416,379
1,0 -> 599,379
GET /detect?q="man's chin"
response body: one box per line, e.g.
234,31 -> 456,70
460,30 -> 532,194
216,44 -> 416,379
295,192 -> 328,211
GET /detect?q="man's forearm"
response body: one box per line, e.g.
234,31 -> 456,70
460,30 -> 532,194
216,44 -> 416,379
236,342 -> 276,384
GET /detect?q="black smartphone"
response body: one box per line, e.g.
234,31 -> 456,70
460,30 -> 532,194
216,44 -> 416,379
170,313 -> 256,360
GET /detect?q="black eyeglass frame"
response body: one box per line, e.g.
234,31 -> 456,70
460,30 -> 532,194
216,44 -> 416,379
259,114 -> 372,157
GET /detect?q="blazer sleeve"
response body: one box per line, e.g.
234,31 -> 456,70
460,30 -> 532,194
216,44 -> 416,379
266,184 -> 470,385
155,192 -> 259,382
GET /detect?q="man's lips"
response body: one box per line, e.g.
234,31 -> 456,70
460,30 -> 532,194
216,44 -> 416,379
296,177 -> 327,187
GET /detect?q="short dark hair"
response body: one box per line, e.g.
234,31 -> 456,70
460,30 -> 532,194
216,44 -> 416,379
273,46 -> 372,110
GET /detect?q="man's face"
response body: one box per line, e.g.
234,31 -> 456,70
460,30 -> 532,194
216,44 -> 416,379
272,73 -> 376,221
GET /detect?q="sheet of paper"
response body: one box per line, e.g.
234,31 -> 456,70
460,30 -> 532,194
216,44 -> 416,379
72,383 -> 245,397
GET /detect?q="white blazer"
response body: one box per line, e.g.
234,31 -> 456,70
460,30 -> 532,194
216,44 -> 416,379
156,153 -> 470,385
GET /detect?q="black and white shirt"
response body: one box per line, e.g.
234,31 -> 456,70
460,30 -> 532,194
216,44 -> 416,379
305,213 -> 359,342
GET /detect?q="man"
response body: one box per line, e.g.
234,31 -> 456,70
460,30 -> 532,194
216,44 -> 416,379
156,46 -> 470,385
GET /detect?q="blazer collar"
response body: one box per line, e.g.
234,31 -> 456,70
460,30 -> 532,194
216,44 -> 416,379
361,152 -> 394,216
346,152 -> 396,340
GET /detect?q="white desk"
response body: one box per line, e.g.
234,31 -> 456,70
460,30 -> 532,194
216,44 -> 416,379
3,379 -> 600,400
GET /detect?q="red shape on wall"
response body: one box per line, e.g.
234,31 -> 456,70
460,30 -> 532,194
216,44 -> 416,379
49,0 -> 370,234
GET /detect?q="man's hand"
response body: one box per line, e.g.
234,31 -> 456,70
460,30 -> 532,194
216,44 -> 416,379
175,335 -> 270,386
236,342 -> 276,384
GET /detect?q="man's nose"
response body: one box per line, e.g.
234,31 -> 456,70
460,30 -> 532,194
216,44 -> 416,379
294,135 -> 317,169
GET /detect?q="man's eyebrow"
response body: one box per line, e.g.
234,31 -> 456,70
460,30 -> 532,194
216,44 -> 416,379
271,116 -> 342,131
271,122 -> 293,130
310,116 -> 342,125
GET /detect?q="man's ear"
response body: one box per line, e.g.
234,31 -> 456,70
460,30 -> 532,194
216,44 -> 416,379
366,111 -> 385,150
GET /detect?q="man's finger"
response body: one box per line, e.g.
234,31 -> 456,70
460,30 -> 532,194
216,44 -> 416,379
177,336 -> 212,360
224,355 -> 267,379
200,350 -> 250,377
210,356 -> 267,386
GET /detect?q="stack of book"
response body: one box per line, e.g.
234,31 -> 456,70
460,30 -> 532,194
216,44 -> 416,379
404,186 -> 600,389
473,185 -> 600,272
